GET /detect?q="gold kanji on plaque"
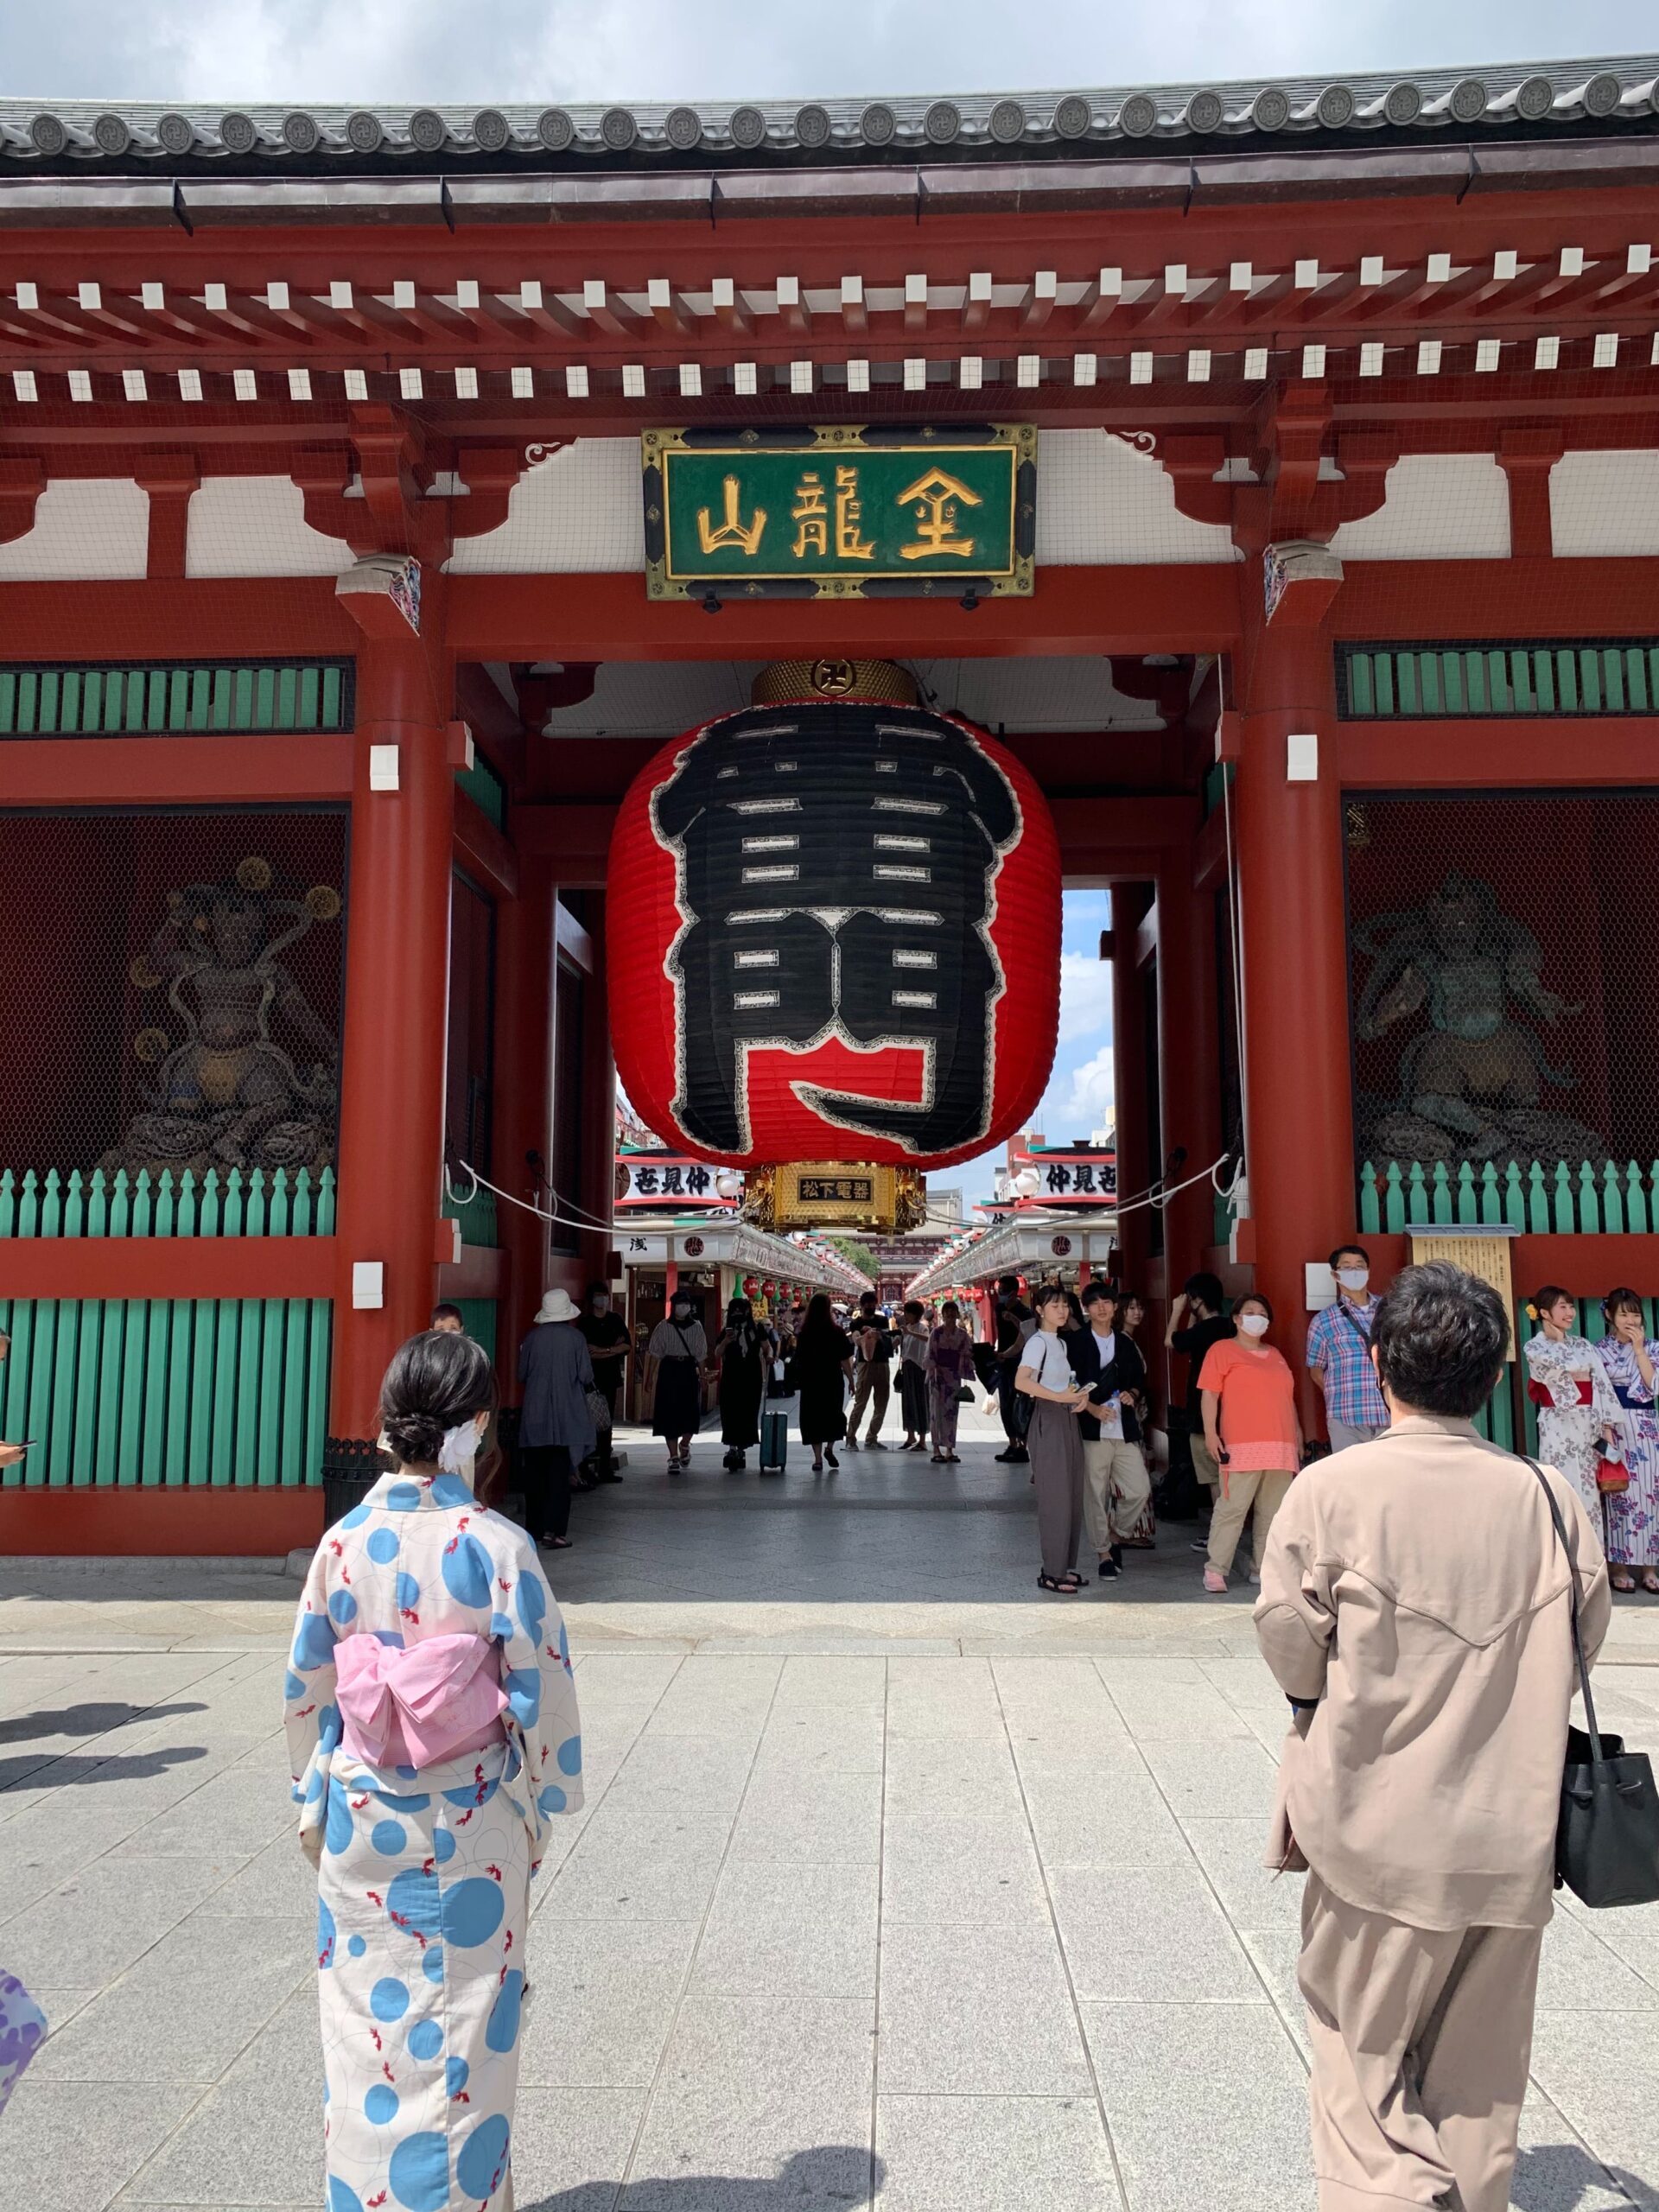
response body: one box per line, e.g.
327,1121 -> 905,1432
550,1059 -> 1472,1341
834,465 -> 875,560
791,469 -> 830,558
896,467 -> 982,560
696,474 -> 766,556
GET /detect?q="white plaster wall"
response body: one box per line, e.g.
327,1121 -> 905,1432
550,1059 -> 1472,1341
445,439 -> 645,573
1549,450 -> 1659,556
185,476 -> 355,578
0,478 -> 149,580
1037,429 -> 1239,564
1328,454 -> 1510,561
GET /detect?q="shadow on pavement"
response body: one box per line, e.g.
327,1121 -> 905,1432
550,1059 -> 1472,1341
0,1699 -> 205,1745
1512,2141 -> 1645,2208
0,1741 -> 208,1792
519,2147 -> 882,2211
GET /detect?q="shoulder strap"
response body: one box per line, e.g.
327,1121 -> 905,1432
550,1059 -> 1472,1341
1526,1455 -> 1603,1758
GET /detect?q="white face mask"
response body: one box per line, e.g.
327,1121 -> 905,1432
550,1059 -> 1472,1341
591,1295 -> 610,1313
1336,1268 -> 1370,1294
1239,1312 -> 1271,1338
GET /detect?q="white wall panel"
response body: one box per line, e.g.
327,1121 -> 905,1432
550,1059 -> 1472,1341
1549,450 -> 1659,557
186,476 -> 354,578
1035,430 -> 1239,565
445,440 -> 645,573
0,478 -> 149,580
1329,454 -> 1510,561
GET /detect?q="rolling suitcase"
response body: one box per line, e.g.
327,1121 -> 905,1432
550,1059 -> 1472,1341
760,1408 -> 789,1476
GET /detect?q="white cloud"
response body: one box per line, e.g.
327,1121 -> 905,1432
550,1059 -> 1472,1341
1056,950 -> 1113,1046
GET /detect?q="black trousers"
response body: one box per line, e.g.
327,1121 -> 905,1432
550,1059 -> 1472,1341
521,1444 -> 574,1542
997,1367 -> 1027,1448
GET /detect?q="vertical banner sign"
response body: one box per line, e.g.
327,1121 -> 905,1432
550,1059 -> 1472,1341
607,698 -> 1062,1169
642,425 -> 1037,599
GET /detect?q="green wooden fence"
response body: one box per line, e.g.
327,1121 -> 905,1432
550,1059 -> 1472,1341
0,1293 -> 332,1489
1338,639 -> 1659,720
0,659 -> 352,736
1359,1158 -> 1659,1237
0,1166 -> 335,1239
442,1183 -> 499,1249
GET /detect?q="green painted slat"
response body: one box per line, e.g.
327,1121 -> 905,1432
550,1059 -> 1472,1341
254,667 -> 276,729
211,1297 -> 240,1483
298,667 -> 320,726
318,1167 -> 337,1234
0,1170 -> 14,1238
1527,1162 -> 1550,1232
0,671 -> 14,730
38,670 -> 60,732
1384,1162 -> 1405,1233
130,1170 -> 154,1239
142,1301 -> 170,1484
1348,654 -> 1374,715
188,1300 -> 217,1485
257,1301 -> 286,1479
94,1296 -> 125,1484
46,1300 -> 79,1486
87,1168 -> 108,1238
1604,648 -> 1626,712
235,1300 -> 264,1484
1358,1163 -> 1380,1234
210,669 -> 232,729
117,1301 -> 148,1484
1580,651 -> 1603,713
232,669 -> 254,728
1533,652 -> 1556,713
1601,1162 -> 1625,1235
39,1169 -> 62,1237
305,1299 -> 333,1482
1503,1164 -> 1526,1231
16,1170 -> 40,1237
1552,1163 -> 1576,1234
1454,1164 -> 1477,1224
322,665 -> 342,727
1577,1162 -> 1600,1235
16,671 -> 37,731
1627,1162 -> 1650,1236
188,669 -> 211,731
73,1298 -> 103,1481
22,1302 -> 55,1487
123,669 -> 148,731
165,1300 -> 194,1486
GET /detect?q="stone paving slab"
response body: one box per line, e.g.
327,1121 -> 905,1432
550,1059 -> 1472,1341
3,1427 -> 1657,2207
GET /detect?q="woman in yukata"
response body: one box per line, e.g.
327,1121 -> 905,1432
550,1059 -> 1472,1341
1522,1284 -> 1620,1545
285,1329 -> 582,2212
1591,1288 -> 1659,1594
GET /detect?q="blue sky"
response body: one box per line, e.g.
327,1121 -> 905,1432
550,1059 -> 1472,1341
947,887 -> 1115,1217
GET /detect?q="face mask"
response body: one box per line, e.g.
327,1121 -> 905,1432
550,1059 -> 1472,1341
1239,1313 -> 1271,1338
1337,1268 -> 1370,1294
591,1295 -> 609,1314
671,1302 -> 691,1319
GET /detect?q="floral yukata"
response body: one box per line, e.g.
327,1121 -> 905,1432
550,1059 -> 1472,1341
1593,1333 -> 1659,1567
1522,1328 -> 1619,1525
285,1460 -> 582,2212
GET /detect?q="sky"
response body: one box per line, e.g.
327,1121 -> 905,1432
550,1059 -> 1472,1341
6,0 -> 1655,102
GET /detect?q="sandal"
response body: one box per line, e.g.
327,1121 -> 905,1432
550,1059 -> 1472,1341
1643,1572 -> 1659,1595
1612,1571 -> 1637,1592
1038,1573 -> 1080,1594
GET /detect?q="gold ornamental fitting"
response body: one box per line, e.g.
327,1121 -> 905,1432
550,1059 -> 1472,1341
750,658 -> 918,707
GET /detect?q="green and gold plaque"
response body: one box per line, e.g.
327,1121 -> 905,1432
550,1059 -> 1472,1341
641,424 -> 1036,600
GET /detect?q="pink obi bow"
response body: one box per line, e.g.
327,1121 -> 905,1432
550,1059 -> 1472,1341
335,1633 -> 508,1770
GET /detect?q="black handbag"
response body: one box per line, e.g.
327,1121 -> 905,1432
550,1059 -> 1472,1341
1529,1458 -> 1659,1909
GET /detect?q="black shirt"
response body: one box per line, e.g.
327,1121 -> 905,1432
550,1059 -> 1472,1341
1171,1313 -> 1236,1421
576,1310 -> 631,1377
852,1313 -> 894,1365
995,1300 -> 1033,1364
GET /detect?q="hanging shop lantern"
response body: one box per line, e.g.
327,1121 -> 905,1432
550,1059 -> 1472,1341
608,669 -> 1062,1172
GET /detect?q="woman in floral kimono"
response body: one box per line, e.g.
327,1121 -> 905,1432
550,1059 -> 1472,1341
1592,1289 -> 1659,1594
285,1330 -> 582,2212
1522,1284 -> 1620,1540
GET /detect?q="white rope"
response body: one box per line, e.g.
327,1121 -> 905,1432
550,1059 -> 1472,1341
446,1160 -> 613,1236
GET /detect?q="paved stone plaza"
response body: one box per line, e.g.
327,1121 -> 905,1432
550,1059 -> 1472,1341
3,1417 -> 1658,2209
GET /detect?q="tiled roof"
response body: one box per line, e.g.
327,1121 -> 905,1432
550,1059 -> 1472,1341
3,58 -> 1657,169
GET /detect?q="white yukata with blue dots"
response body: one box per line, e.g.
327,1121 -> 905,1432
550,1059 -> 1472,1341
284,1462 -> 582,2212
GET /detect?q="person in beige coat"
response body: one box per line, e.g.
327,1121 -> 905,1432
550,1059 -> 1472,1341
1255,1259 -> 1610,2212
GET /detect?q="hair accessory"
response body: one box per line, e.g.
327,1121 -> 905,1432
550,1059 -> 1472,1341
1524,1301 -> 1538,1319
437,1422 -> 480,1476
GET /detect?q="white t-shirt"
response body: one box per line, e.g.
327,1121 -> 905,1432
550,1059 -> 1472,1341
1019,1332 -> 1077,1395
1090,1330 -> 1123,1440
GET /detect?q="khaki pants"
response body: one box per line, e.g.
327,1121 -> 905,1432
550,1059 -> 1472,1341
1205,1465 -> 1294,1575
1082,1438 -> 1151,1554
849,1360 -> 890,1441
1299,1871 -> 1541,2212
1190,1432 -> 1222,1498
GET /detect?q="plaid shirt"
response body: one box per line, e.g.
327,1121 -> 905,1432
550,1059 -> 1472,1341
1306,1298 -> 1389,1429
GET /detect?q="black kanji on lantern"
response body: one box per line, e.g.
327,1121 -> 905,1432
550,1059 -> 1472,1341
651,702 -> 1022,1155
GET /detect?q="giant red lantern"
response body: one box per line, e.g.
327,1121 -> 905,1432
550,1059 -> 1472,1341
608,690 -> 1061,1170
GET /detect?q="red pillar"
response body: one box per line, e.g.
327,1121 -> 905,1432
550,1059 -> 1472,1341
493,875 -> 556,1391
1234,596 -> 1355,1427
576,894 -> 616,1294
1155,850 -> 1224,1284
1109,882 -> 1154,1295
328,609 -> 456,1439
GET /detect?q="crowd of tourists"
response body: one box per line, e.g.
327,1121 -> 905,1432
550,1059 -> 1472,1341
272,1254 -> 1649,2212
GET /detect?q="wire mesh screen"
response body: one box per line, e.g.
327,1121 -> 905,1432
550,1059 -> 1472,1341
0,807 -> 348,1183
1344,791 -> 1659,1197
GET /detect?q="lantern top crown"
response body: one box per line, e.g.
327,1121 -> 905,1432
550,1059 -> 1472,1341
3,56 -> 1656,183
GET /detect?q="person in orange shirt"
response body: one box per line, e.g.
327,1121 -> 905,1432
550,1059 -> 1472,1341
1198,1292 -> 1303,1592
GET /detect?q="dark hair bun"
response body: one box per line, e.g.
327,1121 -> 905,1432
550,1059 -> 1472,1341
377,1329 -> 496,1469
381,1410 -> 447,1465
